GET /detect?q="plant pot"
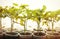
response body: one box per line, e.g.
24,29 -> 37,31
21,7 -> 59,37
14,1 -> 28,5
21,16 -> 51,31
19,32 -> 32,39
4,32 -> 19,39
33,31 -> 46,39
47,32 -> 60,39
0,32 -> 4,39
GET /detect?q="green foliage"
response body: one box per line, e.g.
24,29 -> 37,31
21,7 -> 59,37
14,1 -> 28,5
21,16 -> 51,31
13,3 -> 18,6
0,4 -> 60,31
19,4 -> 28,9
41,5 -> 46,13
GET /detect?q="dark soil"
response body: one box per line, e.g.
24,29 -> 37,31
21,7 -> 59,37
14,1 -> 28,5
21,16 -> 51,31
34,32 -> 46,36
20,32 -> 31,35
6,32 -> 18,35
4,32 -> 19,39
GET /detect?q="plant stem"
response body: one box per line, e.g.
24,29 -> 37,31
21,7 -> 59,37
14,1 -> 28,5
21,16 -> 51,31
24,21 -> 26,33
47,21 -> 50,30
11,18 -> 14,32
0,18 -> 2,30
24,19 -> 27,33
52,19 -> 54,33
37,21 -> 40,31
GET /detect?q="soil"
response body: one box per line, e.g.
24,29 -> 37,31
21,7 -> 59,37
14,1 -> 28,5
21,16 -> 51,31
4,32 -> 19,39
48,32 -> 60,35
6,32 -> 18,35
34,32 -> 46,36
19,32 -> 32,39
20,32 -> 31,35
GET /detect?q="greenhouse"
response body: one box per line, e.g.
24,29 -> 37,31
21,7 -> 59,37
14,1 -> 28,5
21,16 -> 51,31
0,0 -> 60,39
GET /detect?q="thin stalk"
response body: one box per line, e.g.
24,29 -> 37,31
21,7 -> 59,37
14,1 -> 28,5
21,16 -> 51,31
11,18 -> 14,32
37,21 -> 40,31
37,16 -> 40,31
24,19 -> 27,33
24,21 -> 26,33
37,19 -> 41,35
47,25 -> 50,30
0,18 -> 2,30
47,21 -> 50,30
52,19 -> 54,33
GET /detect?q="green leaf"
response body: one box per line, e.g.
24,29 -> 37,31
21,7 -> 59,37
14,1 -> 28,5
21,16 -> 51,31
13,3 -> 18,6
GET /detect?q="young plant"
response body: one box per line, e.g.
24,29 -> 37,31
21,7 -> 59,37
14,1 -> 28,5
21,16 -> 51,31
31,5 -> 47,31
0,6 -> 7,30
7,3 -> 19,32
